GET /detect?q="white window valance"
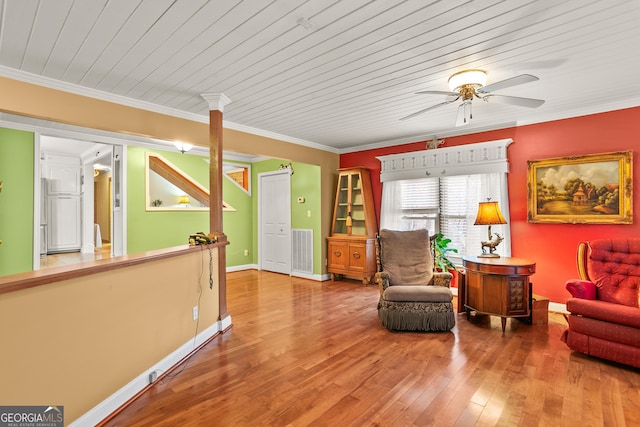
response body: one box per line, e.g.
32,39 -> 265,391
376,138 -> 513,182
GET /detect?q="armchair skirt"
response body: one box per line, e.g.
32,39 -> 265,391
378,286 -> 455,331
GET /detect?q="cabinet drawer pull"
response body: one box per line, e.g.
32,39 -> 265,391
352,251 -> 360,259
334,251 -> 342,257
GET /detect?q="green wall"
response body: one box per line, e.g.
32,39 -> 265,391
0,127 -> 34,275
0,136 -> 321,273
126,146 -> 253,267
127,146 -> 209,254
251,159 -> 323,275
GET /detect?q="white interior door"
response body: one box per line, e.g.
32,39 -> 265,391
259,170 -> 291,274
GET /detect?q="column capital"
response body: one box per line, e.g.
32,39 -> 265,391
201,93 -> 232,112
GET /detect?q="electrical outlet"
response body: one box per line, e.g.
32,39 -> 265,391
244,249 -> 249,256
192,306 -> 198,320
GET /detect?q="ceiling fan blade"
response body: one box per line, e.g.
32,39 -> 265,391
477,74 -> 539,94
399,98 -> 459,121
483,94 -> 545,108
415,90 -> 460,96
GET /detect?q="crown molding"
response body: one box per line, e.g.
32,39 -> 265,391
0,66 -> 338,154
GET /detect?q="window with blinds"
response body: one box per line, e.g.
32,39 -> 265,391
440,175 -> 482,264
395,175 -> 483,265
399,178 -> 438,231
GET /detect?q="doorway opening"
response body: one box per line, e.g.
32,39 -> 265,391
37,135 -> 125,270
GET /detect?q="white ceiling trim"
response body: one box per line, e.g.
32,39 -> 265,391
3,62 -> 638,156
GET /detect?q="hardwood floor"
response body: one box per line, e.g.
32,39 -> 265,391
103,270 -> 640,426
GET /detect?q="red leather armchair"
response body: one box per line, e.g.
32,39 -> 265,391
561,239 -> 640,368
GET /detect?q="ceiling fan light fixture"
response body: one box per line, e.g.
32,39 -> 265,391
448,69 -> 487,91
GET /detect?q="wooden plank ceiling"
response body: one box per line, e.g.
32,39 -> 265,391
0,0 -> 639,151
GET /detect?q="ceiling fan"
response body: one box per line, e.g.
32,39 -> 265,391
400,69 -> 545,126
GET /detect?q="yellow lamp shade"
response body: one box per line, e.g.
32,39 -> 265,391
474,201 -> 507,225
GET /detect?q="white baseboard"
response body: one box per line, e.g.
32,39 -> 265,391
226,265 -> 326,282
226,264 -> 258,272
291,271 -> 325,281
70,315 -> 232,427
549,302 -> 568,313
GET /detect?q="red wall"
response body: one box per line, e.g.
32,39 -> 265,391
340,107 -> 640,304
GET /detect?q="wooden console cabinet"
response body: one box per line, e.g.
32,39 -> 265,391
327,237 -> 377,284
328,168 -> 378,284
463,256 -> 536,332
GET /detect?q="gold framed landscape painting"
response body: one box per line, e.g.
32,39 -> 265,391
528,151 -> 633,224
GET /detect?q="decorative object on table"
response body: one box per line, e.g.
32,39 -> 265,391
151,199 -> 163,207
474,199 -> 507,258
188,232 -> 217,245
562,238 -> 640,368
178,196 -> 190,207
376,229 -> 455,332
527,150 -> 632,224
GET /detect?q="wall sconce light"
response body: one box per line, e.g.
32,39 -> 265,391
474,199 -> 507,258
173,141 -> 193,154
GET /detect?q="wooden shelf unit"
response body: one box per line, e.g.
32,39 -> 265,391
328,168 -> 378,284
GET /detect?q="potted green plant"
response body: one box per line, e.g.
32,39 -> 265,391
432,233 -> 459,287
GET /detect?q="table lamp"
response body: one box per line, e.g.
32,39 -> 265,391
474,199 -> 507,258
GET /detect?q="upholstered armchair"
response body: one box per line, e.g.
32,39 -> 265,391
561,238 -> 640,368
376,229 -> 455,332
